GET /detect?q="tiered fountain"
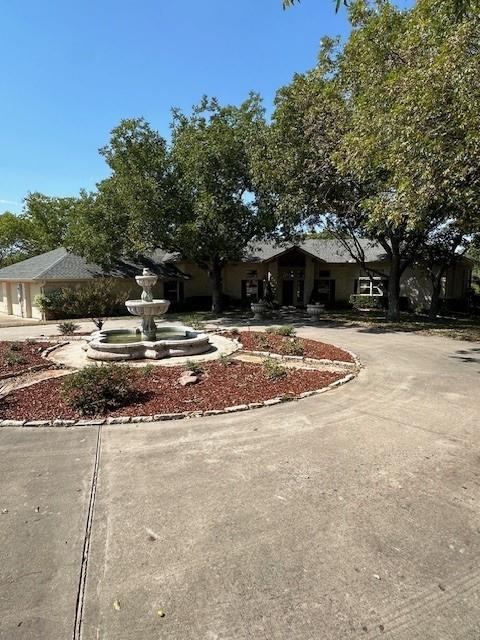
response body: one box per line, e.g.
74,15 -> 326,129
86,269 -> 210,361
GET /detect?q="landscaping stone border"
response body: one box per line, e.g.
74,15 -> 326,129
0,371 -> 356,428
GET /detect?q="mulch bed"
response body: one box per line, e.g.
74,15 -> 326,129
0,361 -> 344,421
225,331 -> 354,363
0,341 -> 52,378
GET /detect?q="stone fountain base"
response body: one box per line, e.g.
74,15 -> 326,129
85,326 -> 211,361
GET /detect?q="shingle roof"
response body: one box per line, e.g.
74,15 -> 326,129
0,248 -> 190,281
243,239 -> 388,263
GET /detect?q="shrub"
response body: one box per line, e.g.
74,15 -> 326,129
349,294 -> 384,311
9,342 -> 21,351
35,279 -> 127,326
61,364 -> 134,416
140,364 -> 155,377
58,320 -> 80,335
262,357 -> 287,380
5,352 -> 26,366
282,337 -> 305,357
184,359 -> 204,375
183,313 -> 204,330
25,338 -> 37,344
266,325 -> 295,337
218,354 -> 233,367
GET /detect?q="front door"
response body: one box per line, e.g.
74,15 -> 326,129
282,280 -> 294,306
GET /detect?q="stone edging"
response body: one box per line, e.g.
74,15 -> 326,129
239,349 -> 358,369
0,362 -> 54,381
0,371 -> 356,428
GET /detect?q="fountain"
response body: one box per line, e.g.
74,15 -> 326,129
85,269 -> 211,361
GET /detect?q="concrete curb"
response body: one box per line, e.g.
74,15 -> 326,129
0,371 -> 356,428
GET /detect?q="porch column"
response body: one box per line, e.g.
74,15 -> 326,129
24,282 -> 32,318
304,257 -> 315,305
6,282 -> 13,315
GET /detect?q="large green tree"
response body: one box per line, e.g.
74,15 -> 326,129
0,212 -> 30,266
68,95 -> 269,312
254,0 -> 480,320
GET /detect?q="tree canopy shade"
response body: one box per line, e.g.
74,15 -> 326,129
253,0 -> 480,319
67,95 -> 271,312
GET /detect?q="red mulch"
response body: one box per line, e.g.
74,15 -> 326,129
226,331 -> 354,363
0,361 -> 344,421
0,341 -> 52,377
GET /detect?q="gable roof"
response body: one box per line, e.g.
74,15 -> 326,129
0,248 -> 190,281
243,239 -> 389,264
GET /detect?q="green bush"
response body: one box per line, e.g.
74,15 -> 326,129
262,357 -> 287,380
61,364 -> 134,416
5,352 -> 26,366
58,320 -> 80,335
184,359 -> 204,375
282,337 -> 305,357
183,313 -> 204,330
349,294 -> 384,311
218,353 -> 233,367
9,342 -> 21,351
35,279 -> 127,327
265,325 -> 295,337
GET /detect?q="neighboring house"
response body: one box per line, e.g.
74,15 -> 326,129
0,241 -> 473,319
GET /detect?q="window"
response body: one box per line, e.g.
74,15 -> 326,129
318,269 -> 331,278
356,277 -> 385,297
241,279 -> 264,302
163,280 -> 184,303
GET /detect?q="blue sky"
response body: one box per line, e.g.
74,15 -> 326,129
0,0 -> 353,213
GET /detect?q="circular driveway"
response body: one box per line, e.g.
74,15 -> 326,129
1,324 -> 479,639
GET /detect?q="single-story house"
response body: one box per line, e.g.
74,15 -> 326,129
0,240 -> 473,319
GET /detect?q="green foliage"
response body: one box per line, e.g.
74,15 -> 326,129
218,353 -> 233,367
5,352 -> 26,366
282,337 -> 305,356
140,363 -> 155,377
61,364 -> 134,416
68,96 -> 272,312
35,279 -> 126,325
349,295 -> 383,311
266,325 -> 295,337
58,320 -> 80,335
9,342 -> 21,351
183,313 -> 204,330
0,212 -> 31,267
252,0 -> 480,321
262,357 -> 287,380
184,360 -> 204,375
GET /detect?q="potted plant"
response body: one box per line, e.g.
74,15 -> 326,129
251,298 -> 267,320
306,302 -> 325,321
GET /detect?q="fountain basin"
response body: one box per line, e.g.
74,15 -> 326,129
125,299 -> 170,317
86,326 -> 211,361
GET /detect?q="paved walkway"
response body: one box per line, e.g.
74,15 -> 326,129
1,324 -> 479,639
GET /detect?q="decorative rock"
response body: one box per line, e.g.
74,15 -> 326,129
0,420 -> 26,427
223,404 -> 249,413
153,413 -> 185,421
106,416 -> 131,424
53,419 -> 76,426
178,374 -> 198,387
248,402 -> 263,409
203,409 -> 223,416
263,398 -> 282,406
75,419 -> 105,426
24,420 -> 51,427
130,416 -> 154,423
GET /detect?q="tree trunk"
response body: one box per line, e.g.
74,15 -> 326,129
428,273 -> 443,320
386,251 -> 401,322
208,263 -> 223,314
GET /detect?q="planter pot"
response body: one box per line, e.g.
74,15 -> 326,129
306,304 -> 325,321
251,302 -> 267,320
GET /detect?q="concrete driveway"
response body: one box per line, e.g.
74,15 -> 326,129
1,325 -> 479,639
